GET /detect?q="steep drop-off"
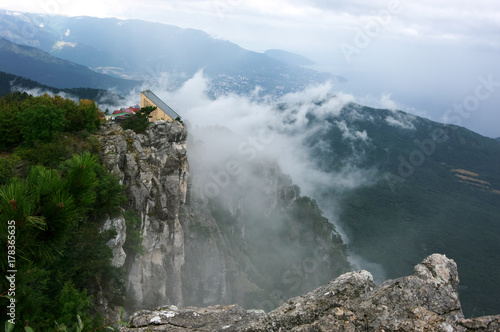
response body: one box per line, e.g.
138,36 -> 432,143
96,122 -> 350,315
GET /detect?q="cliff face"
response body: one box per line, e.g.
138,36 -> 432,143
98,121 -> 190,311
97,121 -> 351,314
182,126 -> 351,310
97,123 -> 500,331
121,254 -> 500,331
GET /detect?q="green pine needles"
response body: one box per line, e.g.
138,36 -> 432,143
0,92 -> 129,331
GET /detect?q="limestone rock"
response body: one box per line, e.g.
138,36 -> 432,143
459,315 -> 500,331
98,121 -> 190,311
101,214 -> 127,268
123,305 -> 265,331
121,254 -> 500,331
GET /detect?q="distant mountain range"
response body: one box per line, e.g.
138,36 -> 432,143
0,37 -> 138,92
0,71 -> 123,105
0,11 -> 345,96
264,49 -> 316,66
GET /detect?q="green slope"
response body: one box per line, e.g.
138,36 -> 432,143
299,102 -> 500,317
0,38 -> 138,92
0,71 -> 124,105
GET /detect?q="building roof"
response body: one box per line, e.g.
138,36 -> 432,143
141,90 -> 180,120
107,112 -> 128,117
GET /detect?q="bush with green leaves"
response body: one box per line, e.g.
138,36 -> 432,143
120,106 -> 156,133
0,154 -> 21,185
0,92 -> 29,150
55,281 -> 95,331
0,93 -> 104,152
16,104 -> 67,144
123,210 -> 144,256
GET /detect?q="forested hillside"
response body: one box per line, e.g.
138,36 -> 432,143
0,92 -> 128,330
0,71 -> 124,105
294,100 -> 500,317
0,37 -> 138,92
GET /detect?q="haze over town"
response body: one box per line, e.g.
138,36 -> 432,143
2,0 -> 500,137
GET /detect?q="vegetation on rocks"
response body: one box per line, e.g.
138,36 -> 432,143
120,106 -> 155,134
0,92 -> 127,331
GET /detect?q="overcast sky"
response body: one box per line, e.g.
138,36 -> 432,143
2,0 -> 500,137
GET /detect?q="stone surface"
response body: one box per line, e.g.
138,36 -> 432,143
101,214 -> 127,268
98,121 -> 190,311
458,315 -> 500,331
124,305 -> 265,331
121,254 -> 500,331
97,121 -> 351,316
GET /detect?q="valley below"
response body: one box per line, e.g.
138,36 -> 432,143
0,8 -> 499,331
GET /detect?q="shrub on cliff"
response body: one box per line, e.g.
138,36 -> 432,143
120,106 -> 155,133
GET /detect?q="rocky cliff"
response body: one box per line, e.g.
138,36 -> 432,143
96,123 -> 500,331
121,254 -> 500,331
96,122 -> 350,315
98,121 -> 190,312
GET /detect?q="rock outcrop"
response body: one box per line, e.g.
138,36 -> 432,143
97,121 -> 351,316
121,254 -> 500,331
98,121 -> 189,310
96,123 -> 500,330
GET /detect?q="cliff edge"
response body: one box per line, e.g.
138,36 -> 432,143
96,121 -> 351,316
121,254 -> 500,331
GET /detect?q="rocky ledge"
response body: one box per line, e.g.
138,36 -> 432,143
121,254 -> 500,331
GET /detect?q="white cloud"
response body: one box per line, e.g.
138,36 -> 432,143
52,41 -> 76,50
10,85 -> 78,102
336,120 -> 369,142
385,115 -> 415,130
354,93 -> 401,113
113,71 -> 377,194
379,92 -> 398,111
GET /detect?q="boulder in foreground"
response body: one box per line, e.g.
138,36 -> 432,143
121,254 -> 500,331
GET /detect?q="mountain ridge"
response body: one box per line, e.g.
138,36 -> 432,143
0,11 -> 345,95
286,97 -> 500,316
0,37 -> 139,92
264,49 -> 316,66
0,70 -> 124,104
